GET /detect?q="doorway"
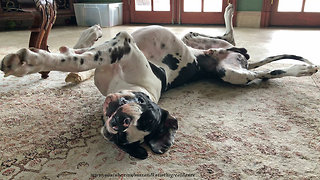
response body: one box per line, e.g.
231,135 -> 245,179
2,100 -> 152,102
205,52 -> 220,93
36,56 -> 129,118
129,0 -> 237,25
262,0 -> 320,27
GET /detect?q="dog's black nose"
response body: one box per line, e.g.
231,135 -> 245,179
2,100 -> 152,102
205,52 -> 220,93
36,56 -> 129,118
110,118 -> 119,131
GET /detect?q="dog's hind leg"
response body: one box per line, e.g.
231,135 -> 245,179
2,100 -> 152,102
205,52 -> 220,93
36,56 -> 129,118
248,54 -> 315,69
218,3 -> 235,45
182,4 -> 235,49
253,64 -> 318,81
66,25 -> 103,83
217,63 -> 318,85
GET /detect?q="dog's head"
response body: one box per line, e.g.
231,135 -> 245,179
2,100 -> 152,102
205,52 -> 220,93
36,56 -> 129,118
101,90 -> 177,146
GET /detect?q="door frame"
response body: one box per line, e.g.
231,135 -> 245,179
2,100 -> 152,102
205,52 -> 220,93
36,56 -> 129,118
261,0 -> 320,27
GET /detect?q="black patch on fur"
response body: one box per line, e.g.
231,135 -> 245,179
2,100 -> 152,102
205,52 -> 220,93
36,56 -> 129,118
73,57 -> 78,61
116,32 -> 120,36
18,49 -> 27,63
61,59 -> 66,62
112,42 -> 117,46
168,61 -> 199,89
110,41 -> 131,64
237,55 -> 248,68
227,47 -> 250,60
270,70 -> 286,76
94,53 -> 99,61
246,78 -> 252,84
1,59 -> 5,71
108,48 -> 112,53
196,54 -> 219,72
217,68 -> 226,78
80,58 -> 84,65
162,54 -> 179,70
285,55 -> 303,60
161,43 -> 165,49
99,58 -> 103,61
94,51 -> 102,61
149,62 -> 167,92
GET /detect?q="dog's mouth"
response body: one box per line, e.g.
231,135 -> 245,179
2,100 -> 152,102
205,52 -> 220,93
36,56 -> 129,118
101,126 -> 113,140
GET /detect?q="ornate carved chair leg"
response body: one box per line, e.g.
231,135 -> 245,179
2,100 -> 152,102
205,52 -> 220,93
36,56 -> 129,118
38,0 -> 57,79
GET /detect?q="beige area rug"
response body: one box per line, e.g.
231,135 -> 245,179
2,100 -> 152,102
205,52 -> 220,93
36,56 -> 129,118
0,67 -> 320,180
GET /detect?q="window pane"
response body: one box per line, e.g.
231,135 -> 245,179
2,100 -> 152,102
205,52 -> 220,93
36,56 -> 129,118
135,0 -> 151,11
278,0 -> 303,12
204,0 -> 223,12
184,0 -> 201,12
304,0 -> 320,12
154,0 -> 170,11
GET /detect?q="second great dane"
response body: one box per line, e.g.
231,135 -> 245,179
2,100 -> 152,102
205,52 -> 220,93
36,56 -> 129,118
1,4 -> 318,159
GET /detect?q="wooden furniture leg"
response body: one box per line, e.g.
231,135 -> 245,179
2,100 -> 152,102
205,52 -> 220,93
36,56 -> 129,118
18,0 -> 57,79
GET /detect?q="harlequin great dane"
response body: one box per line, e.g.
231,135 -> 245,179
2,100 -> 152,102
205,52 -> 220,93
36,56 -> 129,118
1,4 -> 318,159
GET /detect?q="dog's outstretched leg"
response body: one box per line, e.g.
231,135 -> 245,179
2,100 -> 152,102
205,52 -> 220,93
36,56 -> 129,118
0,31 -> 133,77
253,64 -> 318,80
217,63 -> 318,85
66,25 -> 103,83
219,3 -> 235,45
182,3 -> 235,49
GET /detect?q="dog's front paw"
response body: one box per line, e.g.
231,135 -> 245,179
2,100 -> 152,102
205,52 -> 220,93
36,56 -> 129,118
1,48 -> 41,77
117,142 -> 148,160
128,146 -> 148,159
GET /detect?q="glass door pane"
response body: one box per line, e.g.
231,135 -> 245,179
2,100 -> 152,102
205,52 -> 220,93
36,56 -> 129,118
204,0 -> 223,12
154,0 -> 170,11
135,0 -> 152,11
184,0 -> 202,12
304,0 -> 320,12
277,0 -> 303,12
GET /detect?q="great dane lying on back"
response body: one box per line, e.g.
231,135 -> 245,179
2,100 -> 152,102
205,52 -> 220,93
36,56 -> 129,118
1,4 -> 318,159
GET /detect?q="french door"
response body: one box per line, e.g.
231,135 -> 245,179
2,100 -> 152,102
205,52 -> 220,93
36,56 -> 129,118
180,0 -> 232,24
130,0 -> 236,25
267,0 -> 320,26
130,0 -> 174,23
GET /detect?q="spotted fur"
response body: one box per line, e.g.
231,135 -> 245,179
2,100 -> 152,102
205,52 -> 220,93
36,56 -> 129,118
1,4 -> 318,159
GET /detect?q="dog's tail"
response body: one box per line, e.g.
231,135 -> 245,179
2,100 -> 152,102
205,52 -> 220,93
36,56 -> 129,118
248,54 -> 315,69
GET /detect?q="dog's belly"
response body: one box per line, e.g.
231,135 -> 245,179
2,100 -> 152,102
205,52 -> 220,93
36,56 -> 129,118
94,63 -> 160,102
132,26 -> 198,86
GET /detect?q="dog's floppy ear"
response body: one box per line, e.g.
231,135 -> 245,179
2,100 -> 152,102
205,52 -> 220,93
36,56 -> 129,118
160,108 -> 178,131
147,108 -> 178,154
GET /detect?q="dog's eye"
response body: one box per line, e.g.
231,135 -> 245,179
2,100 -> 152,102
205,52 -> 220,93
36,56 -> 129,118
119,97 -> 128,105
124,118 -> 131,125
